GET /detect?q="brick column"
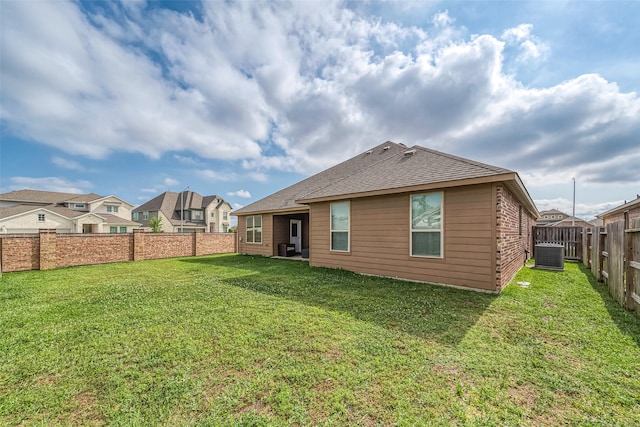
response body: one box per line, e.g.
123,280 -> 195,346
133,229 -> 145,261
39,229 -> 57,270
194,231 -> 204,256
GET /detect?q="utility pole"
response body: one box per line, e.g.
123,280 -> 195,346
181,186 -> 190,232
572,178 -> 575,226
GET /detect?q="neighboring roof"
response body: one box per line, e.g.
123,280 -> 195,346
0,205 -> 142,227
234,141 -> 539,217
0,189 -> 135,207
0,189 -> 103,204
597,196 -> 640,219
133,191 -> 228,226
539,209 -> 568,217
545,216 -> 592,227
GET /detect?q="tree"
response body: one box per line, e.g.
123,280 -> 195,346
149,216 -> 163,233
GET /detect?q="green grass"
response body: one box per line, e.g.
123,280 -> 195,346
1,255 -> 639,426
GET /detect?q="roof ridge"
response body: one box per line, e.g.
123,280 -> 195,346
295,142 -> 406,199
411,145 -> 513,174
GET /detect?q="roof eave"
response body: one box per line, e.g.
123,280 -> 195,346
295,173 -> 520,205
232,206 -> 310,216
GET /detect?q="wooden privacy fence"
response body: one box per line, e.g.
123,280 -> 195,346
532,226 -> 583,260
584,218 -> 640,312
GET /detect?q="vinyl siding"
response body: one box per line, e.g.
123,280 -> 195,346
236,213 -> 274,256
309,183 -> 497,291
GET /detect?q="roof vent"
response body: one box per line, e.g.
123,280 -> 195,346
365,150 -> 373,155
383,146 -> 390,151
403,149 -> 416,156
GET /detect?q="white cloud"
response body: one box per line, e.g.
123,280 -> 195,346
2,0 -> 638,198
8,176 -> 93,193
163,177 -> 179,187
196,169 -> 238,181
51,156 -> 85,171
227,189 -> 251,198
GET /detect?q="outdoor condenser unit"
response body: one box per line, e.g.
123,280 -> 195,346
534,243 -> 564,270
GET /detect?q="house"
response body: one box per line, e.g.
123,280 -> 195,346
597,195 -> 640,226
536,209 -> 570,226
132,191 -> 232,232
233,141 -> 539,292
0,189 -> 140,233
545,216 -> 592,228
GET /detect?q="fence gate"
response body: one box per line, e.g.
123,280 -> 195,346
532,226 -> 584,260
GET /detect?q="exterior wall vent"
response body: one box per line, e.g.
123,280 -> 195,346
383,146 -> 390,151
403,149 -> 416,156
534,243 -> 564,270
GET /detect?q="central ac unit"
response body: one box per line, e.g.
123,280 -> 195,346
535,243 -> 564,270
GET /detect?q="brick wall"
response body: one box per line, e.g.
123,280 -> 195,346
143,234 -> 193,260
0,230 -> 237,273
602,204 -> 640,226
0,234 -> 40,272
57,234 -> 132,268
495,185 -> 536,290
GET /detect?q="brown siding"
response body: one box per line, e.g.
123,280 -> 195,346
273,214 -> 310,252
237,214 -> 274,256
496,184 -> 536,290
309,184 -> 498,291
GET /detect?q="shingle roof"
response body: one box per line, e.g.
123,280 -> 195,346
597,196 -> 640,219
298,145 -> 512,202
233,141 -> 408,214
0,189 -> 103,204
133,191 -> 227,226
233,141 -> 531,215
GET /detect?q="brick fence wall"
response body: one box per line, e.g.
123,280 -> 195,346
0,229 -> 237,274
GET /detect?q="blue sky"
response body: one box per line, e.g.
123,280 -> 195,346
1,0 -> 639,221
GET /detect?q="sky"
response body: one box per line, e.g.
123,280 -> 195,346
1,0 -> 639,221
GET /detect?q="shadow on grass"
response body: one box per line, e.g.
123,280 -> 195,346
577,262 -> 640,348
180,255 -> 496,346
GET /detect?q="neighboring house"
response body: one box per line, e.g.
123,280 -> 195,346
0,189 -> 140,233
536,209 -> 570,226
133,191 -> 232,232
545,216 -> 592,228
597,195 -> 640,226
233,141 -> 539,293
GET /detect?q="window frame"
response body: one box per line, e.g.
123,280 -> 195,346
410,192 -> 444,259
109,226 -> 118,234
246,215 -> 262,244
223,211 -> 228,220
38,213 -> 45,222
330,201 -> 350,253
119,226 -> 127,233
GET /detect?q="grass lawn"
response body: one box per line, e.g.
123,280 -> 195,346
1,255 -> 639,426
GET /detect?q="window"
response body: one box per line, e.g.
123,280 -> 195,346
223,225 -> 228,232
120,227 -> 127,233
142,211 -> 149,220
411,193 -> 443,257
106,206 -> 119,213
192,210 -> 203,220
211,211 -> 215,218
38,213 -> 45,222
330,201 -> 350,252
74,203 -> 85,209
223,212 -> 228,220
519,206 -> 523,237
246,215 -> 262,244
133,212 -> 139,221
110,226 -> 117,233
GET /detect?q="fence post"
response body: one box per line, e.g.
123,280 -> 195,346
624,213 -> 635,310
39,229 -> 57,270
598,230 -> 606,282
133,229 -> 145,261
